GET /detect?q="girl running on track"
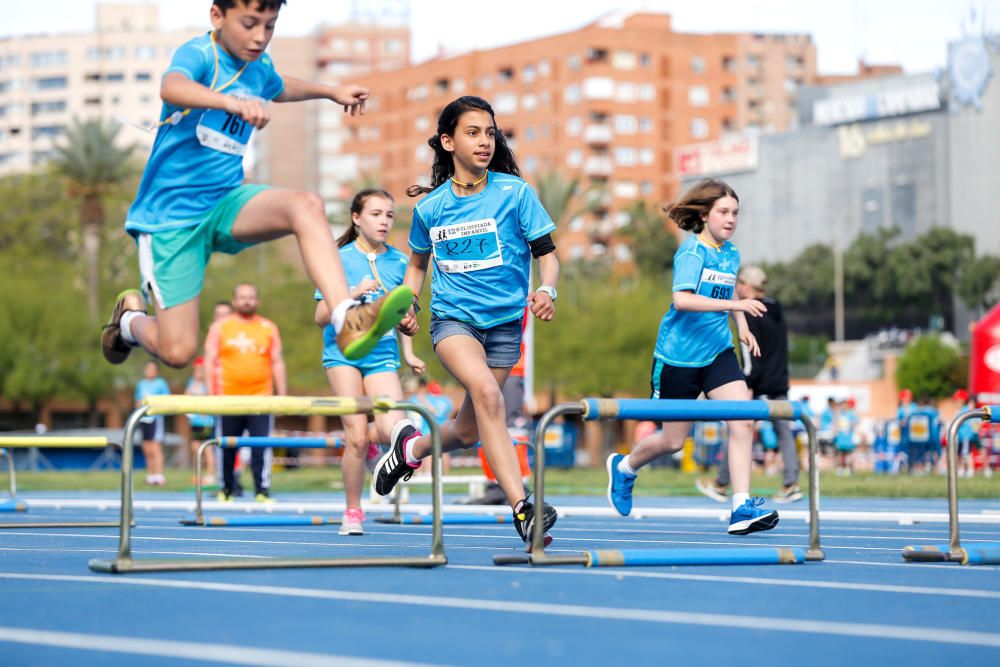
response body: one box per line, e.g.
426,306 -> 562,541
314,189 -> 425,536
370,96 -> 561,546
606,179 -> 781,535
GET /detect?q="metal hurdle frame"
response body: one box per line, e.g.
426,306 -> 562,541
89,395 -> 445,573
510,398 -> 824,566
902,404 -> 1000,564
0,436 -> 126,528
190,435 -> 341,525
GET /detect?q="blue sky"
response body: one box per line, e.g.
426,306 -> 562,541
6,0 -> 999,75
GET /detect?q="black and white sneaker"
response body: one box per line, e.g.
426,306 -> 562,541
513,499 -> 558,548
370,419 -> 420,497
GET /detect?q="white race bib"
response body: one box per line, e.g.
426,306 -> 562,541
196,93 -> 261,156
432,218 -> 503,274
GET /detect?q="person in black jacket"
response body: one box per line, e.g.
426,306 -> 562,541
696,265 -> 803,503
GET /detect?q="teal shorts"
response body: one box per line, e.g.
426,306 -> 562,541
137,184 -> 268,309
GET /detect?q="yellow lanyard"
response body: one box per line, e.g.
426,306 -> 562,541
354,237 -> 387,293
151,31 -> 249,129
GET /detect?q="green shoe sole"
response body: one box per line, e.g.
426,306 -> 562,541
342,286 -> 414,360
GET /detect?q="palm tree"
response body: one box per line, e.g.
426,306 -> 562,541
533,169 -> 606,228
51,117 -> 139,322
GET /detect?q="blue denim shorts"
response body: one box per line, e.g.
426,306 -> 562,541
429,316 -> 523,368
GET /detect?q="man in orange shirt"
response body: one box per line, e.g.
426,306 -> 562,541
204,283 -> 286,502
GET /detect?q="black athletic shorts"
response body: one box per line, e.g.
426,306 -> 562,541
650,350 -> 745,400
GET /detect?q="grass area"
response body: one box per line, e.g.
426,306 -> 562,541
4,466 -> 998,499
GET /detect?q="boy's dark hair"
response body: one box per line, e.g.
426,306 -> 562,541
336,189 -> 395,247
663,178 -> 739,233
213,0 -> 287,13
408,96 -> 521,197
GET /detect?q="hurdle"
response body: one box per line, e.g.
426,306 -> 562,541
0,436 -> 126,528
182,435 -> 343,526
494,398 -> 824,567
89,395 -> 445,573
375,472 -> 496,525
902,404 -> 1000,566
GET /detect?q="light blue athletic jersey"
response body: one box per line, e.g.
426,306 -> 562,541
135,377 -> 170,424
906,405 -> 940,444
654,235 -> 740,367
314,241 -> 408,368
125,32 -> 285,235
408,392 -> 454,435
409,173 -> 556,328
956,405 -> 981,441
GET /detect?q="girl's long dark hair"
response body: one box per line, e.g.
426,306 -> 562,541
335,188 -> 394,247
407,96 -> 520,197
663,179 -> 739,233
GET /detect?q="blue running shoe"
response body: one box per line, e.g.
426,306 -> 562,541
606,454 -> 637,516
728,496 -> 779,535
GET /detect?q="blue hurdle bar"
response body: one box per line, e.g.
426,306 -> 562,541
0,499 -> 27,513
903,405 -> 999,565
586,547 -> 805,567
192,436 -> 342,526
497,397 -> 823,568
181,515 -> 341,527
377,514 -> 513,525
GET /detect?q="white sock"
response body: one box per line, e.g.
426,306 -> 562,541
404,435 -> 422,467
732,492 -> 750,510
331,298 -> 360,333
617,456 -> 637,476
119,310 -> 144,345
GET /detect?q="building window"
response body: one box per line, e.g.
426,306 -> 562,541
567,54 -> 581,71
523,156 -> 537,173
523,64 -> 536,83
612,51 -> 637,70
638,84 -> 655,101
639,52 -> 651,67
494,92 -> 517,114
688,85 -> 710,107
435,77 -> 449,94
384,38 -> 404,54
614,180 -> 638,198
614,114 -> 637,134
538,59 -> 551,76
567,149 -> 583,168
615,82 -> 637,103
414,115 -> 430,132
84,97 -> 100,106
477,75 -> 493,90
564,84 -> 581,104
566,116 -> 583,136
722,56 -> 737,72
746,55 -> 760,68
29,51 -> 68,68
522,93 -> 537,110
136,72 -> 153,82
690,118 -> 709,139
453,78 -> 465,93
31,125 -> 64,140
638,117 -> 653,133
691,55 -> 706,74
30,100 -> 67,115
614,146 -> 637,166
106,72 -> 125,83
586,47 -> 608,63
640,180 -> 653,195
135,45 -> 157,60
638,148 -> 654,165
32,76 -> 68,91
85,72 -> 102,82
498,66 -> 514,83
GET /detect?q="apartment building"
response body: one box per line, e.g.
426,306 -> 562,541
0,3 -> 197,175
335,12 -> 816,263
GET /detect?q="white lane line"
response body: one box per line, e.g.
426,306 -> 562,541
0,546 -> 268,558
825,559 -> 1000,572
1,573 -> 998,649
0,626 -> 439,667
447,564 -> 1000,599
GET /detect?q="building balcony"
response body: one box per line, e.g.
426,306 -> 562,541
584,156 -> 613,175
583,124 -> 613,144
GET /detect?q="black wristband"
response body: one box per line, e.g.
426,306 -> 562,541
528,233 -> 556,258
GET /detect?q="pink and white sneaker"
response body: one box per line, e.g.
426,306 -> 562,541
339,507 -> 366,536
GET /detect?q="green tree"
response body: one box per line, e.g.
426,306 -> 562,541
620,200 -> 678,279
895,335 -> 966,400
51,117 -> 139,322
891,228 -> 974,332
958,254 -> 1000,315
